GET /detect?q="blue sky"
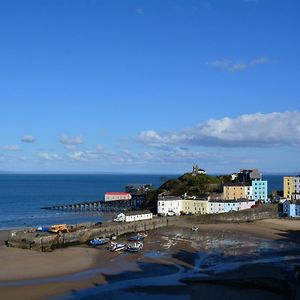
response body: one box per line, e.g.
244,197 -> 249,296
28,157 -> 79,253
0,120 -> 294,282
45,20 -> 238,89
0,0 -> 299,174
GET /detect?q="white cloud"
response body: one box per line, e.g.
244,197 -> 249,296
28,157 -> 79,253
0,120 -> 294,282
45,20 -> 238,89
59,135 -> 84,146
136,111 -> 300,148
1,145 -> 22,151
208,57 -> 268,72
39,152 -> 60,161
21,135 -> 36,143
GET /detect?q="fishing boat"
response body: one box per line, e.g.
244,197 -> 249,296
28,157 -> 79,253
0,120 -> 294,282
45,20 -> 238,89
128,235 -> 144,242
89,237 -> 110,246
127,241 -> 143,253
110,242 -> 127,252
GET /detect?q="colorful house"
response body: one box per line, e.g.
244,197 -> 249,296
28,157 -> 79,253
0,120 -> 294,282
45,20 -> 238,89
284,176 -> 300,199
223,182 -> 252,200
251,179 -> 268,201
283,200 -> 300,217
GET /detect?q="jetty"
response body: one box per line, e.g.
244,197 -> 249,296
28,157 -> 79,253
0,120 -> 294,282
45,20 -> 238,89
41,197 -> 144,212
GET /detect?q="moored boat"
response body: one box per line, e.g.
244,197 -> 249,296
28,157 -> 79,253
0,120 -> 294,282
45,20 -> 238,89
89,237 -> 110,246
110,242 -> 127,252
127,241 -> 143,252
191,227 -> 199,231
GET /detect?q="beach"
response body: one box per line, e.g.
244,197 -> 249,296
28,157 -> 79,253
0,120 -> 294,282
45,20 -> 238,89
0,218 -> 300,300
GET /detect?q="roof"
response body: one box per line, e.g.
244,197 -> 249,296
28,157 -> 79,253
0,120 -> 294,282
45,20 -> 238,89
105,192 -> 131,196
125,210 -> 152,216
224,182 -> 251,187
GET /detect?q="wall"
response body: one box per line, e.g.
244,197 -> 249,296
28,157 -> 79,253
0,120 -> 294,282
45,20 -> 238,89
7,205 -> 278,252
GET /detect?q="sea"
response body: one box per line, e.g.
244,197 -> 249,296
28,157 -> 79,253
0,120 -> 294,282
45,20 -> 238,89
0,174 -> 284,230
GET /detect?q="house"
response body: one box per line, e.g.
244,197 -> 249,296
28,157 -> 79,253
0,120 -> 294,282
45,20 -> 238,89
284,176 -> 300,199
208,200 -> 225,214
105,192 -> 132,202
157,195 -> 208,216
114,211 -> 153,222
223,182 -> 252,200
251,179 -> 268,201
283,200 -> 300,218
157,196 -> 182,216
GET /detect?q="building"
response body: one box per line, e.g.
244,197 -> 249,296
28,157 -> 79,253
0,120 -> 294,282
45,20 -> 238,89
157,196 -> 182,216
157,195 -> 208,216
238,199 -> 256,210
105,192 -> 132,202
238,169 -> 261,183
284,176 -> 300,199
251,179 -> 268,201
192,164 -> 206,175
223,182 -> 252,200
283,200 -> 300,218
114,211 -> 153,222
208,200 -> 225,214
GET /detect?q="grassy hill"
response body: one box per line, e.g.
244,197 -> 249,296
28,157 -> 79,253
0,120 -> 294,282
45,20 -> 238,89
144,173 -> 229,212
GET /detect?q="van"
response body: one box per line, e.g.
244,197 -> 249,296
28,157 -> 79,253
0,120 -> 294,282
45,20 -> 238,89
49,224 -> 69,233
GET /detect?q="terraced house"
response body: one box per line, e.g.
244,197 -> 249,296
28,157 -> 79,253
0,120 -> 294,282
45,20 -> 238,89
284,176 -> 300,199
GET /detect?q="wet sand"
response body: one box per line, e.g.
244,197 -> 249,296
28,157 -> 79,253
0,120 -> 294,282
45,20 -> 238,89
0,218 -> 299,300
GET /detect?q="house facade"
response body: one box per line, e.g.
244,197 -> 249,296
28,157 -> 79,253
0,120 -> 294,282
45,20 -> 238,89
223,182 -> 252,200
283,200 -> 300,217
284,176 -> 300,199
251,179 -> 268,201
105,192 -> 132,202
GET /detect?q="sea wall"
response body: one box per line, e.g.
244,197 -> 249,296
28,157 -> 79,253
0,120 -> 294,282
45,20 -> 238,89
7,205 -> 278,252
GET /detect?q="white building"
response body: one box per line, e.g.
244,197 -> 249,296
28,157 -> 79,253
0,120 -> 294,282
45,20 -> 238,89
114,211 -> 153,222
157,196 -> 182,216
208,200 -> 225,214
105,192 -> 132,202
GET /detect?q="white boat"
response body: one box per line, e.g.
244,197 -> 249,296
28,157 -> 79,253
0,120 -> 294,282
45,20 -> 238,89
127,241 -> 143,253
110,242 -> 127,252
191,227 -> 199,231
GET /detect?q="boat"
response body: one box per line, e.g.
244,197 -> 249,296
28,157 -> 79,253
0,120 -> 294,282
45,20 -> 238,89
89,237 -> 110,246
128,235 -> 144,242
191,227 -> 199,231
127,241 -> 143,253
110,242 -> 127,252
36,226 -> 49,232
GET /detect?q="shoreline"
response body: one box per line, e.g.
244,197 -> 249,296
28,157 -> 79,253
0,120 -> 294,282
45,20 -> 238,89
0,218 -> 299,300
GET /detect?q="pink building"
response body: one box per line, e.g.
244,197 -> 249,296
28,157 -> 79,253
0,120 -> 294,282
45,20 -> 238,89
105,192 -> 132,202
238,199 -> 255,210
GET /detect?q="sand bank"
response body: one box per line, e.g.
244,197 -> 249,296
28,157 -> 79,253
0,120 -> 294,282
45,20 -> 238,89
0,218 -> 299,300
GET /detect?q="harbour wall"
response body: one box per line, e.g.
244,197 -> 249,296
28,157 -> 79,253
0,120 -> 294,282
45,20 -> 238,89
7,204 -> 278,252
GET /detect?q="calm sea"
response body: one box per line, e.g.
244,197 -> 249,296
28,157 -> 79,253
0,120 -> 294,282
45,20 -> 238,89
0,174 -> 284,230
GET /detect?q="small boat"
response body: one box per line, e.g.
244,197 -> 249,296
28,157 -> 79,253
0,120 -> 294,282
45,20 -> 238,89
128,235 -> 144,242
110,242 -> 127,252
36,226 -> 50,232
191,227 -> 199,231
89,237 -> 110,246
127,241 -> 143,253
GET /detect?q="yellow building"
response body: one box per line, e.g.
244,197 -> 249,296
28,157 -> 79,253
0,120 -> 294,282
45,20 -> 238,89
181,199 -> 208,215
284,176 -> 295,199
223,183 -> 252,200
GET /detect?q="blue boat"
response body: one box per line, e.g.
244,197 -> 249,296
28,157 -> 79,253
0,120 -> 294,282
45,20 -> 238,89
89,237 -> 110,246
36,226 -> 50,232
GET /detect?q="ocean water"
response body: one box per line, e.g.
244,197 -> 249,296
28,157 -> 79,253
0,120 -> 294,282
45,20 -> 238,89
0,174 -> 177,230
0,174 -> 284,230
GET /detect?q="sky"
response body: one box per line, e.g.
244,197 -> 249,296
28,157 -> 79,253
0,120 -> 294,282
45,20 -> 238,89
0,0 -> 299,174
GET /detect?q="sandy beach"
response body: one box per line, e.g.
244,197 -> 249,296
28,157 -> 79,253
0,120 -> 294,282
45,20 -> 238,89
0,218 -> 299,300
